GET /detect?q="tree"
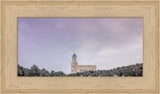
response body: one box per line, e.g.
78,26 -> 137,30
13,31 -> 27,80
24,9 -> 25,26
50,70 -> 55,76
18,64 -> 24,76
39,68 -> 50,76
31,65 -> 41,76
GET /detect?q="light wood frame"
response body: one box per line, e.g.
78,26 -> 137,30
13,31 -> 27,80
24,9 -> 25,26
0,0 -> 159,94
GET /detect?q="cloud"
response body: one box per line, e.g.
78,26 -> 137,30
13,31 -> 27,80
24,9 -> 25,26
18,18 -> 143,73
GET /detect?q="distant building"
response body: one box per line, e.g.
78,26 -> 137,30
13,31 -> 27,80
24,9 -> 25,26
71,52 -> 96,73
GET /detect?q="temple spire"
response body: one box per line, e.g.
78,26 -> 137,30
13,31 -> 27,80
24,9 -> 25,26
72,51 -> 77,62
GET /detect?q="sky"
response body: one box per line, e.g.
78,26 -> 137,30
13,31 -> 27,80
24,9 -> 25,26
18,18 -> 143,74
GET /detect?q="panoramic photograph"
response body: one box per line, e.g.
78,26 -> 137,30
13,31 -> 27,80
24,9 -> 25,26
18,18 -> 143,77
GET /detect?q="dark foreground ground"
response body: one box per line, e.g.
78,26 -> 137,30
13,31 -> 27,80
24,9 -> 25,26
18,63 -> 142,77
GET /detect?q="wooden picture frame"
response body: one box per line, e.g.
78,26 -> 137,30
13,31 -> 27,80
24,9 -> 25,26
0,0 -> 159,94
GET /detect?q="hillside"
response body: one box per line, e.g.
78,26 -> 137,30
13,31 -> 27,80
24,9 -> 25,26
18,63 -> 142,77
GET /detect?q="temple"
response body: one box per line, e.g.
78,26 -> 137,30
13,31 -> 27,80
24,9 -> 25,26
71,52 -> 96,73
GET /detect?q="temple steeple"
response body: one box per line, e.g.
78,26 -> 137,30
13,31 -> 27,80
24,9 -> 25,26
72,51 -> 77,62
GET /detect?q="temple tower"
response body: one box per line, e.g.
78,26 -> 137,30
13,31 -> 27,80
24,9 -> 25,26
71,52 -> 78,73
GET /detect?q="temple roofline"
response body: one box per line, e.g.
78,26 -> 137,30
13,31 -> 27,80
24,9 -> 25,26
77,65 -> 96,67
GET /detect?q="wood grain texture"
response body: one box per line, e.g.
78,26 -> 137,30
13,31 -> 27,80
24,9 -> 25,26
159,0 -> 160,93
0,0 -> 159,94
0,0 -> 1,94
0,0 -> 159,1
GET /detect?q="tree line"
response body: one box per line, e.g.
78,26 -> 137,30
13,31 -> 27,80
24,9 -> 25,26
18,63 -> 142,77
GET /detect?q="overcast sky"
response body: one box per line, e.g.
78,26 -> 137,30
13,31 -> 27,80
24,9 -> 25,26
18,18 -> 143,73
